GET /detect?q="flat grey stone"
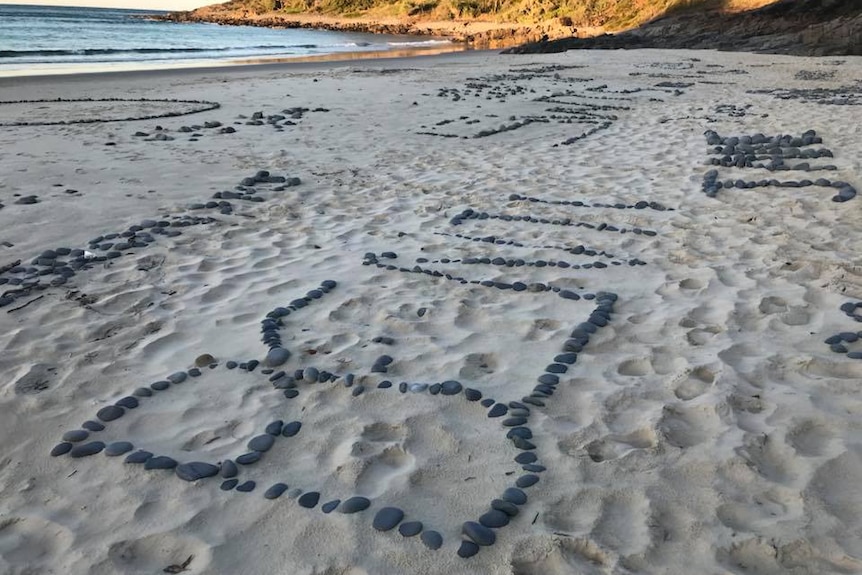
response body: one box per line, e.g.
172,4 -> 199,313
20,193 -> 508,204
464,388 -> 482,401
462,521 -> 496,545
502,487 -> 527,505
421,530 -> 443,550
516,474 -> 540,488
265,347 -> 291,367
81,420 -> 105,432
458,540 -> 480,558
248,434 -> 275,452
69,441 -> 105,458
515,452 -> 537,464
62,430 -> 89,442
265,420 -> 284,436
236,452 -> 262,465
50,442 -> 73,456
441,380 -> 463,395
96,405 -> 124,422
488,404 -> 508,418
502,417 -> 527,427
124,450 -> 153,464
105,441 -> 133,456
321,499 -> 340,513
479,510 -> 510,528
282,421 -> 302,437
298,491 -> 320,508
373,507 -> 404,531
340,496 -> 371,514
176,462 -> 220,481
220,479 -> 238,491
399,521 -> 423,537
150,380 -> 170,391
236,481 -> 256,492
167,371 -> 187,383
264,483 -> 288,499
144,456 -> 178,470
491,499 -> 519,517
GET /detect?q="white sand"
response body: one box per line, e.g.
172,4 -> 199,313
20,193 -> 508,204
0,49 -> 861,575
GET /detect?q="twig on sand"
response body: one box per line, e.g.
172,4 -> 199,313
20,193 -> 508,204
164,555 -> 194,573
7,294 -> 44,313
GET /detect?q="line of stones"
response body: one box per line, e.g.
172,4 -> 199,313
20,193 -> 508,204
449,207 -> 659,237
0,98 -> 220,127
824,301 -> 862,360
0,214 -> 215,309
416,255 -> 647,270
362,252 -> 594,301
433,231 -> 620,261
0,170 -> 301,309
506,192 -> 673,213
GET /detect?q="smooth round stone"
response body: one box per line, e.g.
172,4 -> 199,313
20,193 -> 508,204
421,530 -> 443,550
479,510 -> 510,528
515,452 -> 537,464
321,280 -> 337,290
559,290 -> 580,300
840,332 -> 859,342
480,398 -> 495,408
282,421 -> 302,437
462,521 -> 496,546
545,364 -> 567,374
848,351 -> 862,359
507,427 -> 532,440
167,371 -> 187,384
502,487 -> 527,505
50,442 -> 73,456
464,388 -> 482,401
538,374 -> 559,385
399,521 -> 423,537
321,499 -> 341,513
340,496 -> 371,514
220,479 -> 238,491
399,382 -> 408,393
221,460 -> 238,478
151,380 -> 170,391
488,404 -> 508,418
491,499 -> 520,517
96,405 -> 124,422
125,450 -> 153,464
236,452 -> 262,465
70,441 -> 105,458
176,461 -> 220,481
116,396 -> 139,409
409,383 -> 428,393
265,347 -> 291,367
441,380 -> 463,395
352,385 -> 365,397
516,474 -> 540,488
554,353 -> 577,364
195,353 -> 216,367
105,441 -> 134,456
502,417 -> 527,427
298,491 -> 320,508
81,420 -> 105,432
457,540 -> 480,558
145,456 -> 178,470
265,420 -> 284,436
304,367 -> 320,381
373,507 -> 404,531
62,429 -> 89,442
264,483 -> 288,499
236,481 -> 256,493
513,436 -> 536,450
248,434 -> 275,452
523,464 -> 546,472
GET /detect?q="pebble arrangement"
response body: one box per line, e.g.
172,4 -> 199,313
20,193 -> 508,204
433,231 -> 622,261
0,170 -> 301,310
47,271 -> 618,557
449,207 -> 659,237
700,130 -> 857,202
824,301 -> 862,359
748,83 -> 862,106
0,98 -> 220,126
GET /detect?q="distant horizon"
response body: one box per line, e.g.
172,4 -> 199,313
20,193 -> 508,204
0,0 -> 215,11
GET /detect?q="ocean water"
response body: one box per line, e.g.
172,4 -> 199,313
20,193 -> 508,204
0,3 -> 451,76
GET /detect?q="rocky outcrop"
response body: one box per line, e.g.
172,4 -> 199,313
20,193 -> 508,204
505,0 -> 862,56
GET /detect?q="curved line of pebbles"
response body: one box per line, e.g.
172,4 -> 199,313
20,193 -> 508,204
506,192 -> 673,212
0,98 -> 220,126
449,208 -> 659,237
433,231 -> 620,261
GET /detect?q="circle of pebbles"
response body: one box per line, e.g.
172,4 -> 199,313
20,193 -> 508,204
0,98 -> 220,126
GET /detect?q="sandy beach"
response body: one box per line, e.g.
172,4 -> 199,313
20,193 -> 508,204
0,48 -> 861,574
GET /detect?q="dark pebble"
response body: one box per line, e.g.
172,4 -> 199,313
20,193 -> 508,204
221,460 -> 238,478
491,499 -> 520,517
264,483 -> 288,499
515,452 -> 537,464
502,417 -> 527,427
50,442 -> 73,456
236,481 -> 256,492
282,421 -> 302,437
133,387 -> 153,398
248,434 -> 275,452
516,474 -> 540,488
236,452 -> 262,465
144,456 -> 178,470
340,496 -> 371,513
321,500 -> 341,513
96,405 -> 124,422
298,491 -> 321,508
62,429 -> 89,442
462,521 -> 496,546
151,380 -> 170,391
488,404 -> 508,418
265,347 -> 291,367
373,507 -> 404,531
167,371 -> 187,384
70,441 -> 105,458
265,420 -> 284,436
538,374 -> 559,385
458,540 -> 480,558
81,420 -> 105,432
479,510 -> 510,528
105,441 -> 134,456
176,461 -> 220,481
221,479 -> 238,491
502,487 -> 527,505
464,388 -> 482,401
399,521 -> 423,537
125,450 -> 153,464
115,396 -> 139,409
